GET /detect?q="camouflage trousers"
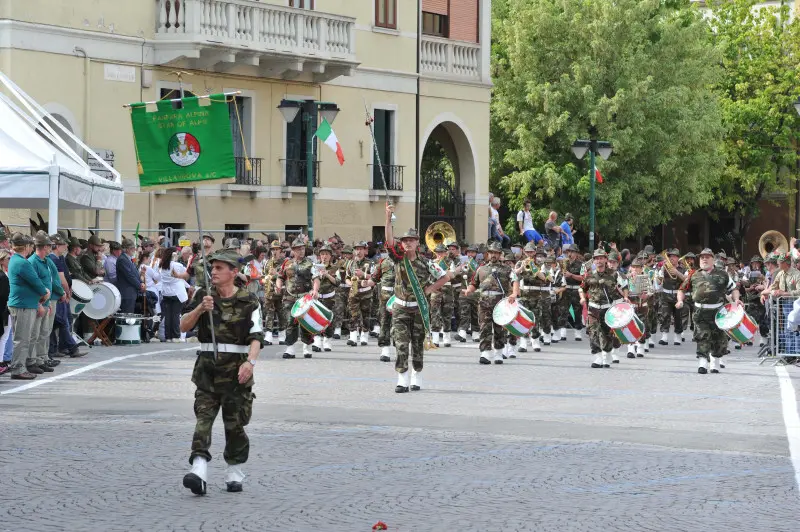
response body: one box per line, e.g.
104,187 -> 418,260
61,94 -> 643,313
392,306 -> 425,373
430,285 -> 455,332
190,352 -> 255,465
559,288 -> 584,330
692,308 -> 728,359
526,295 -> 551,339
378,288 -> 394,347
646,296 -> 659,340
370,289 -> 380,331
681,296 -> 694,332
458,292 -> 479,333
349,289 -> 373,332
317,296 -> 336,338
282,296 -> 313,346
263,293 -> 286,331
658,293 -> 686,333
587,306 -> 615,354
478,296 -> 506,352
332,287 -> 349,330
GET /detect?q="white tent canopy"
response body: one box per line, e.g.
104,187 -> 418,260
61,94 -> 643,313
0,71 -> 124,237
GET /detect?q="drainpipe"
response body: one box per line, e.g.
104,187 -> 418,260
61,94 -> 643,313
74,46 -> 95,229
415,0 -> 421,230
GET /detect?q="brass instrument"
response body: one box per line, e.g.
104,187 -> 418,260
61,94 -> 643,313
678,254 -> 693,271
660,250 -> 677,280
759,230 -> 789,259
425,221 -> 457,251
347,259 -> 361,298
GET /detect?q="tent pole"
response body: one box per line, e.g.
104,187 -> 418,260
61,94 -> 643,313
48,162 -> 58,234
113,210 -> 122,242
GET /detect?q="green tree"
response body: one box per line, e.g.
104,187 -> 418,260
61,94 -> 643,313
491,0 -> 726,240
707,0 -> 800,253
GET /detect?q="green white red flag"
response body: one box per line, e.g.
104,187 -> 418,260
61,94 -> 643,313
316,118 -> 345,165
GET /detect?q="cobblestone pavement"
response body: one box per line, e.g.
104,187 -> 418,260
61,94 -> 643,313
2,337 -> 800,531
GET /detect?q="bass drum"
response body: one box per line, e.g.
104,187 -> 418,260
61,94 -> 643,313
70,279 -> 94,315
84,282 -> 122,320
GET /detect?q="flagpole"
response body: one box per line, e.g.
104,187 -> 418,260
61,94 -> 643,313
363,98 -> 396,225
122,91 -> 242,108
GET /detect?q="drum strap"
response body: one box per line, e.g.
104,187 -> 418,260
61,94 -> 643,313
403,257 -> 431,334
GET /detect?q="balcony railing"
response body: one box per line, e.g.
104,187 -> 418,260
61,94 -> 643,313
420,36 -> 481,80
283,159 -> 320,188
234,157 -> 262,186
370,164 -> 404,191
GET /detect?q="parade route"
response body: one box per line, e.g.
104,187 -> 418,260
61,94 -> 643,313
2,339 -> 799,531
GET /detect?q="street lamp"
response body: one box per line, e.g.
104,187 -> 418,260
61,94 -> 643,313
278,99 -> 340,241
572,136 -> 613,252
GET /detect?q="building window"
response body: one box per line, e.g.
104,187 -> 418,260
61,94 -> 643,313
225,224 -> 249,243
160,88 -> 196,110
285,225 -> 305,243
372,109 -> 395,189
289,0 -> 314,9
687,223 -> 701,247
422,11 -> 448,37
375,0 -> 397,29
159,222 -> 185,247
372,226 -> 385,246
285,105 -> 319,187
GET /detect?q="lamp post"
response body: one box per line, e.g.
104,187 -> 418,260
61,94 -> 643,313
278,99 -> 340,241
572,136 -> 613,252
794,98 -> 800,239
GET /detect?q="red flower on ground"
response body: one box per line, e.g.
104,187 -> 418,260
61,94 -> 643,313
372,522 -> 388,531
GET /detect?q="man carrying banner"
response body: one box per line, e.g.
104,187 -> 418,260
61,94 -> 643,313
384,204 -> 453,393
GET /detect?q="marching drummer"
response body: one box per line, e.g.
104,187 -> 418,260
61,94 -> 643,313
274,238 -> 319,359
676,248 -> 740,375
626,257 -> 650,358
579,249 -> 629,369
311,244 -> 338,354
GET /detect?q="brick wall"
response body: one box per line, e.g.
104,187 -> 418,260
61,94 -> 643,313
423,0 -> 449,16
449,0 -> 478,42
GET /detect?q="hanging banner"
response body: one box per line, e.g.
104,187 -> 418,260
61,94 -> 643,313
129,95 -> 235,189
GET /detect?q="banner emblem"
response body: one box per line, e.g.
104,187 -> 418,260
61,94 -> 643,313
168,132 -> 201,167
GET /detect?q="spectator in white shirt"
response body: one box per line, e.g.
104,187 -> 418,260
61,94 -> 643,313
159,247 -> 190,342
517,199 -> 544,245
489,195 -> 511,248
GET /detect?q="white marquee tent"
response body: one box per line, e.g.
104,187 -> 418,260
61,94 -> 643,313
0,71 -> 124,238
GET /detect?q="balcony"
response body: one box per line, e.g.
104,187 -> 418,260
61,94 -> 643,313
370,164 -> 404,191
154,0 -> 358,81
234,156 -> 262,186
283,159 -> 320,188
420,36 -> 481,81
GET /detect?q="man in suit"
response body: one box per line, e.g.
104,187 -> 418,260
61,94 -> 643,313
116,238 -> 143,314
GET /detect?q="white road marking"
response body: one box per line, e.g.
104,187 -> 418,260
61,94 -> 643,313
1,347 -> 196,395
775,366 -> 800,491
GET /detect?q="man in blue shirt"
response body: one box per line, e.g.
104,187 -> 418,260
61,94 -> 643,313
49,233 -> 83,358
560,213 -> 575,247
7,232 -> 50,379
28,231 -> 65,372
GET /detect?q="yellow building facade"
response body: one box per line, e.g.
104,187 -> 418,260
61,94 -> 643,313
0,0 -> 491,244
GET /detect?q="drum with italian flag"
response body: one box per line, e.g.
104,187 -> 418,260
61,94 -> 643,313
604,302 -> 646,344
290,294 -> 333,334
386,294 -> 396,314
715,303 -> 757,344
492,298 -> 536,337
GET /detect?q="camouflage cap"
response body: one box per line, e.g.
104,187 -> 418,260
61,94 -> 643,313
726,257 -> 736,265
750,255 -> 763,264
486,242 -> 502,253
593,249 -> 608,258
644,245 -> 655,254
208,249 -> 240,268
87,234 -> 102,247
291,238 -> 305,249
342,245 -> 354,254
10,232 -> 29,246
504,251 -> 516,261
202,233 -> 215,243
353,240 -> 368,249
121,238 -> 135,249
140,237 -> 155,247
667,248 -> 680,257
608,251 -> 621,262
434,243 -> 447,253
68,237 -> 82,249
446,241 -> 459,249
778,252 -> 792,263
765,253 -> 778,264
564,244 -> 579,253
226,238 -> 241,249
107,240 -> 122,251
49,233 -> 66,246
535,248 -> 547,257
683,252 -> 696,259
466,244 -> 478,252
400,228 -> 420,240
631,258 -> 644,267
318,244 -> 333,254
698,248 -> 714,257
270,240 -> 282,249
717,250 -> 727,258
33,230 -> 52,247
544,255 -> 556,263
523,241 -> 537,252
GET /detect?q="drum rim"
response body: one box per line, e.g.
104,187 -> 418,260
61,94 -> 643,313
492,298 -> 518,324
715,303 -> 744,329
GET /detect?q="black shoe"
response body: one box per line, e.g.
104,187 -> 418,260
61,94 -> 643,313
282,353 -> 295,359
673,341 -> 681,346
410,385 -> 421,391
658,340 -> 668,345
518,347 -> 527,353
479,356 -> 491,365
603,364 -> 611,368
698,367 -> 708,375
226,481 -> 242,493
38,364 -> 54,373
333,333 -> 341,340
11,372 -> 36,380
346,340 -> 356,346
457,335 -> 466,343
265,340 -> 273,346
360,341 -> 368,346
502,354 -> 508,359
379,355 -> 390,362
509,354 -> 516,359
710,369 -> 720,374
575,337 -> 582,341
304,353 -> 312,359
591,363 -> 602,368
612,359 -> 620,364
46,358 -> 61,367
312,346 -> 321,352
494,359 -> 503,365
183,473 -> 207,495
395,385 -> 409,393
719,361 -> 726,369
26,365 -> 43,374
369,331 -> 378,338
734,344 -> 741,350
636,353 -> 644,358
627,353 -> 636,359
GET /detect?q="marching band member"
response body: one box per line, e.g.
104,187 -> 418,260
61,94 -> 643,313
606,251 -> 628,363
741,255 -> 766,347
676,248 -> 739,374
429,244 -> 456,347
346,241 -> 373,347
644,249 -> 659,350
447,241 -> 462,343
457,245 -> 481,343
465,242 -> 520,365
656,249 -> 686,347
262,241 -> 287,346
275,238 -> 319,359
680,252 -> 697,340
580,249 -> 629,369
515,242 -> 540,353
559,244 -> 585,341
332,245 -> 354,340
384,204 -> 453,393
503,251 -> 520,358
311,244 -> 339,353
369,250 -> 396,362
626,257 -> 650,358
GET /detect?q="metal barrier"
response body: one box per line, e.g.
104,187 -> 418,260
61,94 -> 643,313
760,296 -> 800,366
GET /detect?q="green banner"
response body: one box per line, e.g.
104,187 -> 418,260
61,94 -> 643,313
129,95 -> 235,189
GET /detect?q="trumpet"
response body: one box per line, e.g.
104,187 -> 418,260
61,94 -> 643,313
660,250 -> 678,280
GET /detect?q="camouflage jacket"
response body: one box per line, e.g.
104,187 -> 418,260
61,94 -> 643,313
186,286 -> 264,347
580,269 -> 625,305
471,261 -> 516,297
314,262 -> 339,295
66,253 -> 91,283
564,259 -> 584,286
679,268 -> 735,305
79,250 -> 102,279
393,256 -> 435,303
659,264 -> 686,291
371,256 -> 396,290
278,257 -> 314,297
262,256 -> 287,296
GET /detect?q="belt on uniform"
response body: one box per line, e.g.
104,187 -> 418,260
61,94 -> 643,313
482,291 -> 504,297
358,286 -> 372,293
319,292 -> 335,299
695,302 -> 723,309
339,284 -> 349,288
566,285 -> 580,289
662,289 -> 679,295
200,343 -> 249,354
442,282 -> 452,287
382,286 -> 395,292
393,297 -> 418,308
588,302 -> 612,310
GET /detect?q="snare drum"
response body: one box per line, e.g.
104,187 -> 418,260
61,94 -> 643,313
84,282 -> 122,320
70,279 -> 94,315
715,303 -> 757,344
115,314 -> 144,345
386,294 -> 396,314
604,302 -> 646,344
492,297 -> 535,337
291,294 -> 334,335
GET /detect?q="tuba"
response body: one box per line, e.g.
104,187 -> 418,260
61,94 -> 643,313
425,222 -> 457,251
759,230 -> 788,258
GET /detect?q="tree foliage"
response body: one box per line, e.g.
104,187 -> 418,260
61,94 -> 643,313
491,0 -> 726,239
707,0 -> 800,246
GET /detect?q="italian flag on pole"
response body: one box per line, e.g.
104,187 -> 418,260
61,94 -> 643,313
316,118 -> 345,165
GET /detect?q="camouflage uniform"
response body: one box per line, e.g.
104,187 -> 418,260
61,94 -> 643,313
314,252 -> 339,339
457,252 -> 480,338
348,252 -> 374,335
581,254 -> 626,360
470,244 -> 517,362
657,250 -> 686,338
332,250 -> 353,335
186,277 -> 264,468
262,250 -> 288,335
559,253 -> 585,331
429,247 -> 456,338
278,253 -> 315,347
391,250 -> 435,374
372,256 -> 396,348
518,252 -> 548,341
740,261 -> 766,336
644,261 -> 659,345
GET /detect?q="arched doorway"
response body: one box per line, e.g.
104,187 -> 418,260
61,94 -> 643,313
419,120 -> 476,242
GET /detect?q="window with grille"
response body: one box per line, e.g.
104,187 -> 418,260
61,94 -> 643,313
375,0 -> 397,29
422,11 -> 448,37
